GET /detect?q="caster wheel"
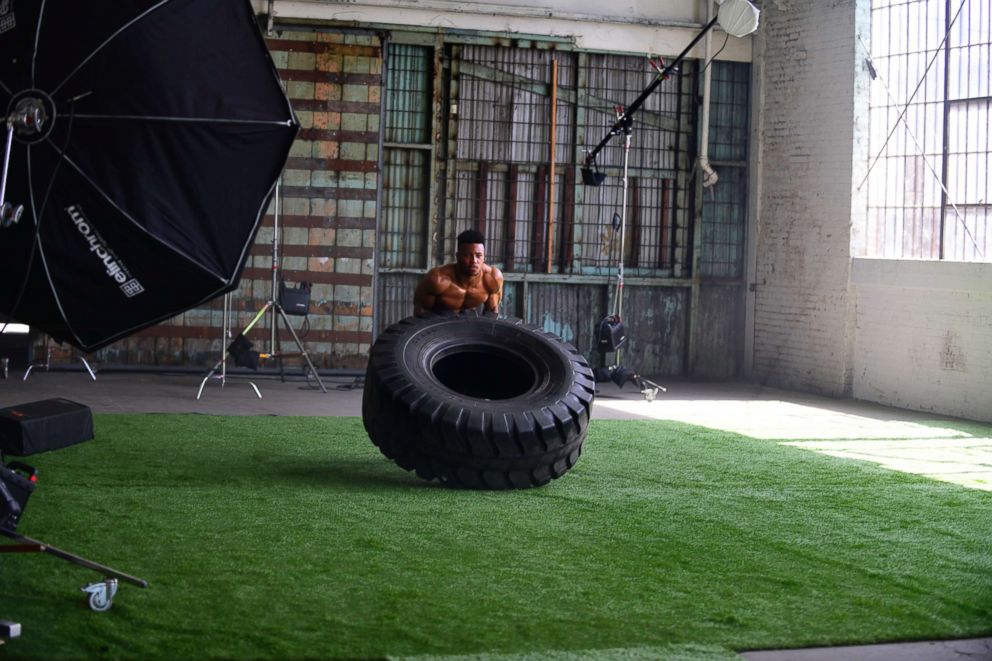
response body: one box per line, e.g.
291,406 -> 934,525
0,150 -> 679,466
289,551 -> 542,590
81,579 -> 118,612
88,590 -> 112,612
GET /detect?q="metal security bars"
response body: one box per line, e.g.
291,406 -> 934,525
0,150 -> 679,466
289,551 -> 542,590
700,61 -> 750,278
381,44 -> 432,270
865,0 -> 991,261
378,36 -> 751,371
378,43 -> 434,328
577,53 -> 693,277
451,45 -> 576,273
447,46 -> 696,277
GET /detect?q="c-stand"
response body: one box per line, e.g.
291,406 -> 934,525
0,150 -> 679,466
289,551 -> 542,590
196,179 -> 326,399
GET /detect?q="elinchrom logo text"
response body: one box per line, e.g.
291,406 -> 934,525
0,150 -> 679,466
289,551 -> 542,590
66,205 -> 145,298
0,0 -> 15,36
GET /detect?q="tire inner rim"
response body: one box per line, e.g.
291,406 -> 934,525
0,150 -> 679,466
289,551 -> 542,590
432,344 -> 538,400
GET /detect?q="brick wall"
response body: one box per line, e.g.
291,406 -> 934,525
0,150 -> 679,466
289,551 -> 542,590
750,0 -> 862,397
852,260 -> 992,423
90,28 -> 381,370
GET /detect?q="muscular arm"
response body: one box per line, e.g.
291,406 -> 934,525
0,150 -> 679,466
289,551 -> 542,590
484,267 -> 504,314
413,269 -> 448,315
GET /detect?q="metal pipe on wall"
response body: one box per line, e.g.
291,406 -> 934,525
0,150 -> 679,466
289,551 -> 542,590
698,0 -> 718,188
546,57 -> 558,273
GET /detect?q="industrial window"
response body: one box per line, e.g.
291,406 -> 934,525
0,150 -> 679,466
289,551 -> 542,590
378,38 -> 751,331
700,61 -> 750,278
864,0 -> 991,261
381,43 -> 432,270
449,46 -> 697,277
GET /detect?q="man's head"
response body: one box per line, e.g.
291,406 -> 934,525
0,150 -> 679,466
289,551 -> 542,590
455,229 -> 485,278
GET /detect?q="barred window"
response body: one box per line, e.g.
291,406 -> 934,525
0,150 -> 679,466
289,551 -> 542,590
864,0 -> 991,261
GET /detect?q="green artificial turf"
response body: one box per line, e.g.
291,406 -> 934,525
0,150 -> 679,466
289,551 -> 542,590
1,414 -> 990,660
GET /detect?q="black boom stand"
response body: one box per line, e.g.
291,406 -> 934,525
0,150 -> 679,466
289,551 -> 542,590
583,2 -> 759,400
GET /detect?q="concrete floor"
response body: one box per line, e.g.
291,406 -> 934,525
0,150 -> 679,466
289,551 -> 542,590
3,367 -> 989,492
1,367 -> 990,660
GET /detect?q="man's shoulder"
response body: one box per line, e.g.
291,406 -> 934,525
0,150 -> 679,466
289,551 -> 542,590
484,264 -> 504,282
419,264 -> 454,290
424,264 -> 456,280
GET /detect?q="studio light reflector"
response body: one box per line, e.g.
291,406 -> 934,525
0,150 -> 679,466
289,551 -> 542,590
718,0 -> 761,38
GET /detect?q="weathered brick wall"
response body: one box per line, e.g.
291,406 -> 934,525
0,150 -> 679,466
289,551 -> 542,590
89,28 -> 380,370
750,0 -> 862,397
254,30 -> 379,369
852,260 -> 992,423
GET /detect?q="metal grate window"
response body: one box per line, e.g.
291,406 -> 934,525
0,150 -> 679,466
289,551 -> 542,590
384,44 -> 431,144
701,166 -> 747,277
707,61 -> 751,163
380,148 -> 428,269
701,61 -> 750,278
381,44 -> 432,270
451,46 -> 575,272
865,0 -> 991,261
449,46 -> 696,277
575,54 -> 695,277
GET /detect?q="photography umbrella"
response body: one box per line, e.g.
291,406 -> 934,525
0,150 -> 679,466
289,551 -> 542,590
0,0 -> 298,352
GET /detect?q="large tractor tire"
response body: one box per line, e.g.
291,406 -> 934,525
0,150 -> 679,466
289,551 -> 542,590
362,313 -> 596,489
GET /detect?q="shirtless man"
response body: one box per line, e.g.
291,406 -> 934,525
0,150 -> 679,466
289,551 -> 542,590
413,229 -> 504,315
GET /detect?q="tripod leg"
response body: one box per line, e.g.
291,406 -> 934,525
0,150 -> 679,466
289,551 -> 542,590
276,305 -> 327,393
276,314 -> 286,384
79,356 -> 97,381
196,357 -> 224,400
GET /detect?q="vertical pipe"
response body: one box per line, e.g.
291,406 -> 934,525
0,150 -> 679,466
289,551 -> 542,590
614,130 -> 631,367
221,293 -> 230,382
546,57 -> 558,273
629,176 -> 641,268
938,0 -> 952,260
661,178 -> 672,268
506,163 -> 518,271
372,35 -> 389,341
476,161 -> 488,236
533,164 -> 547,270
269,177 -> 280,354
698,0 -> 719,188
560,165 -> 575,272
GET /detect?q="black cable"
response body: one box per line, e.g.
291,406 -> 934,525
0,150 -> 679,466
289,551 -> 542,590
699,33 -> 731,77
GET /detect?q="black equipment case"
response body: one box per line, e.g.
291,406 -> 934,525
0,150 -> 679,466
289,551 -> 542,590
0,398 -> 93,457
594,315 -> 627,354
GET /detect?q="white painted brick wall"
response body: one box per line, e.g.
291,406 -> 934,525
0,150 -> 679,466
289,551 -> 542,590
852,260 -> 992,423
751,0 -> 861,396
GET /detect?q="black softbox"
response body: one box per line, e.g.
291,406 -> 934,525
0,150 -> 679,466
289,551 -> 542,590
0,1 -> 298,352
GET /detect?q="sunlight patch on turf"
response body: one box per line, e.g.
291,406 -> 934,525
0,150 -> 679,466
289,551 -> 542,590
782,437 -> 992,491
592,398 -> 970,441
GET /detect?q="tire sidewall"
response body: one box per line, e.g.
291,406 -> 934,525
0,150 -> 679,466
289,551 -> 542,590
386,315 -> 581,414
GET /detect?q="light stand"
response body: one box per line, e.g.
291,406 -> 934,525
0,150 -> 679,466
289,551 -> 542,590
22,335 -> 97,381
583,0 -> 758,400
196,292 -> 262,400
196,179 -> 327,398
